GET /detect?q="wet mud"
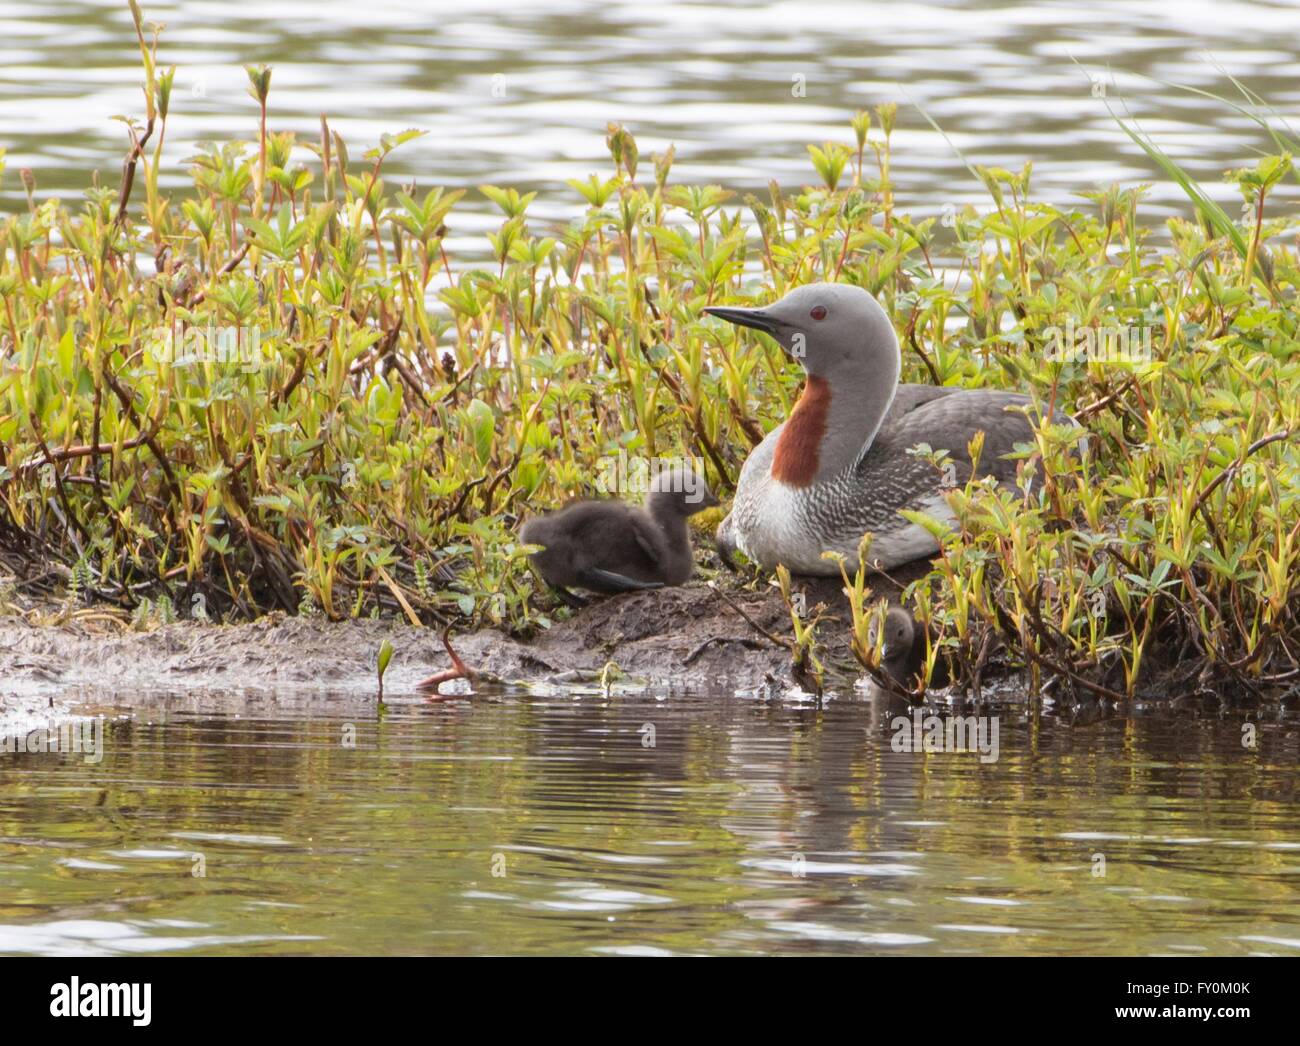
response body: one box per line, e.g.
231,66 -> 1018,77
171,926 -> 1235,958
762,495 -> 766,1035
0,566 -> 930,726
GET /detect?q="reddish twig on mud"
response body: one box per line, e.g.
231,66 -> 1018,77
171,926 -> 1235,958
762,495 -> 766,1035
682,634 -> 767,665
706,581 -> 790,651
417,628 -> 478,696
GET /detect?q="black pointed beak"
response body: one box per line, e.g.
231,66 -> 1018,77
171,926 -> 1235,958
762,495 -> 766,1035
703,305 -> 778,335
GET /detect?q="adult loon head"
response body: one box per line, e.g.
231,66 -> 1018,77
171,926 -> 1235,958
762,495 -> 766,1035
704,283 -> 900,486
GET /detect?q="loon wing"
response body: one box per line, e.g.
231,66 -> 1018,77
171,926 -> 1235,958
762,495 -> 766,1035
580,568 -> 665,591
575,514 -> 671,591
865,386 -> 1060,485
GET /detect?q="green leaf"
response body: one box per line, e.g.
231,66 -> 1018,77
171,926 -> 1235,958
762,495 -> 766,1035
465,398 -> 494,466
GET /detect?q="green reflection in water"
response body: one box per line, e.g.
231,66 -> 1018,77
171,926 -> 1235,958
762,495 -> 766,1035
1,692 -> 1298,955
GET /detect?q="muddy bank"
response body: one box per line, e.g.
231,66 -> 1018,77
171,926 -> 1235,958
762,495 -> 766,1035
0,569 -> 930,723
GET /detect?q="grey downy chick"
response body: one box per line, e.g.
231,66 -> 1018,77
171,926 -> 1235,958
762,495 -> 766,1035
870,606 -> 957,690
876,606 -> 923,686
520,466 -> 719,599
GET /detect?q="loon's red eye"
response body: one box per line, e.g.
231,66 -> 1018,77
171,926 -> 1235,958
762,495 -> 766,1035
810,305 -> 827,321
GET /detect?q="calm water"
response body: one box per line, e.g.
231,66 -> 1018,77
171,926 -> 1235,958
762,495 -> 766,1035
2,689 -> 1299,956
6,1 -> 1300,249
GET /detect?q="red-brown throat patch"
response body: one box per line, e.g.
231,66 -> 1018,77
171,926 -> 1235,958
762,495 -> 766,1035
771,375 -> 831,487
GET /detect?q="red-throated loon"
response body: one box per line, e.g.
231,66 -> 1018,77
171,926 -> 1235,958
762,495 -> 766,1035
704,283 -> 1083,574
520,465 -> 718,599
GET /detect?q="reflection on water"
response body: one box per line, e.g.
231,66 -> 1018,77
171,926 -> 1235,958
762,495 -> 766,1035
2,690 -> 1298,955
5,1 -> 1300,250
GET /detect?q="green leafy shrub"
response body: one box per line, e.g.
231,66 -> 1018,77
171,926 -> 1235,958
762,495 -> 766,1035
0,4 -> 1296,699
